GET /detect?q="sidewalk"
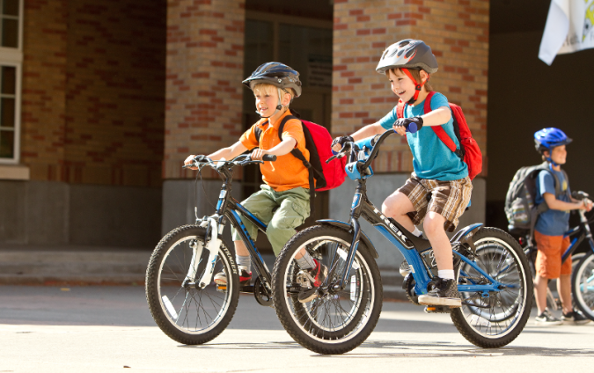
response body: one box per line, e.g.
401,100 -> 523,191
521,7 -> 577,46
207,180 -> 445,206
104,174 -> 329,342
0,243 -> 406,299
0,244 -> 151,285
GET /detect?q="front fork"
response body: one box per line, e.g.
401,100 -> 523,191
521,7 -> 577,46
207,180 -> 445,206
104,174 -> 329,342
183,217 -> 221,289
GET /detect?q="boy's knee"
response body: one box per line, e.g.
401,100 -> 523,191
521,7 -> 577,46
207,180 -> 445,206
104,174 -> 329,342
423,215 -> 445,235
382,193 -> 404,217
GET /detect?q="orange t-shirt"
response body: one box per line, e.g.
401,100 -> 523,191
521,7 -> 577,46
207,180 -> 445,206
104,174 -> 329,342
240,110 -> 310,192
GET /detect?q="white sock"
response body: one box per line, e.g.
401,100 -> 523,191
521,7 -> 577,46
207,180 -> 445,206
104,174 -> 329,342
236,255 -> 251,273
438,270 -> 455,280
296,253 -> 316,270
412,227 -> 423,237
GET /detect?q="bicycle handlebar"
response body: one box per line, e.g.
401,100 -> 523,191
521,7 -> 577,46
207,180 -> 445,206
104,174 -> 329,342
182,153 -> 277,170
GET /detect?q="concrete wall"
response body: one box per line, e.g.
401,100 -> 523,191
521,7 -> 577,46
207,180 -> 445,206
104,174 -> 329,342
0,181 -> 161,247
330,174 -> 486,268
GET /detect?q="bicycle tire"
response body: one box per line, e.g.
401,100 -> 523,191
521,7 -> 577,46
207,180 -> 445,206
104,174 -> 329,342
145,225 -> 239,344
451,227 -> 533,348
272,225 -> 383,355
571,251 -> 594,321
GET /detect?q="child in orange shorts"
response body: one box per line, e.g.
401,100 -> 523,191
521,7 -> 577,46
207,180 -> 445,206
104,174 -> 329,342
532,128 -> 592,325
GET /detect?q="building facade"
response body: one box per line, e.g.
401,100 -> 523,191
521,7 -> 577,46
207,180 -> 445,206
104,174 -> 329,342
4,0 -> 593,268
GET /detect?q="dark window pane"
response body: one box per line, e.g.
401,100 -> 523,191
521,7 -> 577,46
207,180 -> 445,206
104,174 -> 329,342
0,129 -> 14,158
2,66 -> 15,94
278,24 -> 332,88
3,0 -> 19,16
2,18 -> 18,47
1,97 -> 15,127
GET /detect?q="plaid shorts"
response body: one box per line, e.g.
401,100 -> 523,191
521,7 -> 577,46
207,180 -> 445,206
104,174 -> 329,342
398,174 -> 473,232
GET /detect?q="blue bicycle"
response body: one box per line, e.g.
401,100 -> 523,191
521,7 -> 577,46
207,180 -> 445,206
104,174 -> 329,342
272,129 -> 533,354
521,191 -> 594,320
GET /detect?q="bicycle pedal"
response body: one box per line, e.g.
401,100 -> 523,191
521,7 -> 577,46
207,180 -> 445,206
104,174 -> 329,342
216,284 -> 227,292
424,305 -> 451,314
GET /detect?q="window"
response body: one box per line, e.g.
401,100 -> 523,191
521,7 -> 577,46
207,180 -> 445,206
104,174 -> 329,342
0,0 -> 22,164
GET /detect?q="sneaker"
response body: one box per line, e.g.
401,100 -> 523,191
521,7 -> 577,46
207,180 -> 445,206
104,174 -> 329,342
535,308 -> 563,326
562,310 -> 591,325
214,269 -> 251,288
297,259 -> 328,303
418,277 -> 462,308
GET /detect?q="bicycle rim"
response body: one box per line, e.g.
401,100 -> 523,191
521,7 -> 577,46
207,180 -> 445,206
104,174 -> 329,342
156,235 -> 234,336
573,252 -> 594,319
281,236 -> 375,343
456,236 -> 529,339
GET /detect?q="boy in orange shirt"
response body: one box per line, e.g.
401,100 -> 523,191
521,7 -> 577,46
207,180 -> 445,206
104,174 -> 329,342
184,62 -> 326,303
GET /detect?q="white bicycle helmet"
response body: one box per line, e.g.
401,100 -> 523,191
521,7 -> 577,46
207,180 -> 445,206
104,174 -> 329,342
376,39 -> 438,74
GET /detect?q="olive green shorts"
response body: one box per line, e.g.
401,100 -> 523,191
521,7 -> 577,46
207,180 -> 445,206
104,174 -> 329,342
231,185 -> 310,255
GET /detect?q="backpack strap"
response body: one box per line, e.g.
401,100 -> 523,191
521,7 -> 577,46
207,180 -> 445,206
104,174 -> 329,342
421,91 -> 462,157
254,126 -> 262,143
278,115 -> 317,215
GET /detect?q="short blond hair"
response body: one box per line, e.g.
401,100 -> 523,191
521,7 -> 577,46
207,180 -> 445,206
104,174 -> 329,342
387,68 -> 433,92
252,82 -> 295,102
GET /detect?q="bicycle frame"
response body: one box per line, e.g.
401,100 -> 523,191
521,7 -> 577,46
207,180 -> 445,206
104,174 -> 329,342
561,209 -> 594,263
327,130 -> 512,299
328,177 -> 510,299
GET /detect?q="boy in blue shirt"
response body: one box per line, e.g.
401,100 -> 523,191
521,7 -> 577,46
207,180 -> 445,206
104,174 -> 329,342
332,39 -> 472,308
532,128 -> 592,325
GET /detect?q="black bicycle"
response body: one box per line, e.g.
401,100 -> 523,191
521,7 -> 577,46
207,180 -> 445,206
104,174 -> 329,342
145,153 -> 279,345
520,191 -> 594,320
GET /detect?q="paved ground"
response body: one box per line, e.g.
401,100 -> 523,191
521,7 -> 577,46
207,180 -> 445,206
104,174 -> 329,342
0,286 -> 593,373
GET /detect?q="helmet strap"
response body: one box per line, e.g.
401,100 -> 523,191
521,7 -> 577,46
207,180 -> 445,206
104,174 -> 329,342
401,68 -> 429,105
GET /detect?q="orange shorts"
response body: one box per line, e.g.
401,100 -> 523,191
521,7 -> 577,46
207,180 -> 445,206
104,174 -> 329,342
534,231 -> 572,279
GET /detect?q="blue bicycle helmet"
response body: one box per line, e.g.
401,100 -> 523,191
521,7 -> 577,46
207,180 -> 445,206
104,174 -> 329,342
534,127 -> 572,153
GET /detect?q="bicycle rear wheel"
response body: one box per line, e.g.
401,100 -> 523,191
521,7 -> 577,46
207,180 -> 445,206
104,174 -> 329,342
451,227 -> 532,348
145,225 -> 239,344
272,225 -> 383,355
572,251 -> 594,321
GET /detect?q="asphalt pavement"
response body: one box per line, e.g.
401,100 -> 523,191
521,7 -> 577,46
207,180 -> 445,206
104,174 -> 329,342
1,285 -> 593,373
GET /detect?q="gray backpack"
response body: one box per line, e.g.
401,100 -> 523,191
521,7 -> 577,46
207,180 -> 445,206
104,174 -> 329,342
504,162 -> 568,236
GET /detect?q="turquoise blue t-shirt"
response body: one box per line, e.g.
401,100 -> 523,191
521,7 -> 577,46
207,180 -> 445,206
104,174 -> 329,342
378,92 -> 468,181
534,167 -> 571,236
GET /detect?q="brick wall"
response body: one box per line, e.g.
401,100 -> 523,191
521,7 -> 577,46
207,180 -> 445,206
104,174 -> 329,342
21,0 -> 166,187
21,0 -> 68,180
333,0 -> 489,174
163,0 -> 245,180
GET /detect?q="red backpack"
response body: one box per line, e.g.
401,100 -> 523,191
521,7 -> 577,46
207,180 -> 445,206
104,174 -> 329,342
255,115 -> 347,212
396,91 -> 482,179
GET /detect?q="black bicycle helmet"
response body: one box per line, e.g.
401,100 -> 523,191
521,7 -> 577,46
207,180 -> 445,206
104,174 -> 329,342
376,39 -> 438,75
242,62 -> 302,98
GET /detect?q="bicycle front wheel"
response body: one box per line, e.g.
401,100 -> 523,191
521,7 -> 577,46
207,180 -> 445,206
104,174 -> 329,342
572,251 -> 594,321
451,227 -> 533,348
145,225 -> 239,344
272,225 -> 383,355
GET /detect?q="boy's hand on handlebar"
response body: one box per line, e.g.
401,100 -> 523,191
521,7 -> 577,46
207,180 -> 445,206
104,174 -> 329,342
331,135 -> 354,153
583,198 -> 593,212
184,154 -> 204,170
251,148 -> 269,161
393,116 -> 423,135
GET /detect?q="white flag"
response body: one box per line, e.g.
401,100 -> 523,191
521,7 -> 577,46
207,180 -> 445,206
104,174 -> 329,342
539,0 -> 594,65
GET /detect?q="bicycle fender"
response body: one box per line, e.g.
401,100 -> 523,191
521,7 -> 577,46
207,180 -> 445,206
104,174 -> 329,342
450,223 -> 482,243
317,219 -> 379,259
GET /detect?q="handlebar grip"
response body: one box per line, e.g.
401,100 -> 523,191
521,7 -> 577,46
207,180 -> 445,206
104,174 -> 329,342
406,122 -> 418,134
262,154 -> 277,162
